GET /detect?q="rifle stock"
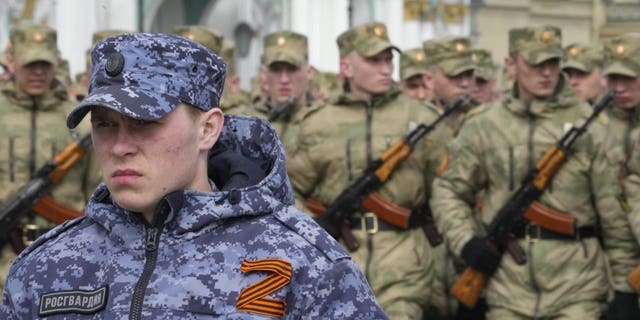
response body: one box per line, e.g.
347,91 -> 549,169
451,90 -> 614,308
629,265 -> 640,292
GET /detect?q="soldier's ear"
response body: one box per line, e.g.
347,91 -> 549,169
340,57 -> 353,78
306,64 -> 314,81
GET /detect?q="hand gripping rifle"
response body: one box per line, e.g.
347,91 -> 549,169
451,90 -> 615,309
0,134 -> 92,249
314,95 -> 468,251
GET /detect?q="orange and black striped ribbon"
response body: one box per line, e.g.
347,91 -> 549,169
237,258 -> 292,318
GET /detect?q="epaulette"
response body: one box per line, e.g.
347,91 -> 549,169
465,103 -> 491,118
13,217 -> 87,263
597,113 -> 609,125
272,206 -> 350,263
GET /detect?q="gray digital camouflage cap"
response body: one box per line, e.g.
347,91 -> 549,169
400,48 -> 427,80
337,21 -> 400,58
10,25 -> 58,67
509,26 -> 562,65
67,33 -> 226,129
471,48 -> 495,80
602,33 -> 640,77
261,30 -> 308,67
423,36 -> 474,76
562,43 -> 603,72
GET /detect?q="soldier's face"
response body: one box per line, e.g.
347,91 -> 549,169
263,62 -> 311,105
401,74 -> 432,102
512,55 -> 560,100
472,77 -> 496,103
431,68 -> 473,104
12,60 -> 55,96
343,49 -> 393,97
565,68 -> 606,103
90,104 -> 222,221
606,74 -> 640,109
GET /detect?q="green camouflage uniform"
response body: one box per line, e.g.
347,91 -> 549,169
253,30 -> 318,157
610,35 -> 640,256
287,22 -> 446,319
0,25 -> 96,295
424,36 -> 477,134
310,70 -> 342,105
431,26 -> 638,319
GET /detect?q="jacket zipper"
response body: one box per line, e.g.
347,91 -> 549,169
129,214 -> 165,319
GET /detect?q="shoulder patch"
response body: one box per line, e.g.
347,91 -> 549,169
39,285 -> 108,317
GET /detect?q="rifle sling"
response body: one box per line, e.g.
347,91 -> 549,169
512,224 -> 597,240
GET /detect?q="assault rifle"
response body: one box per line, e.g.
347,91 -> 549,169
451,90 -> 615,309
0,134 -> 91,251
268,95 -> 297,121
314,95 -> 467,250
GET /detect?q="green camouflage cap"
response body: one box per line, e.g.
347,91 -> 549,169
262,30 -> 308,67
400,48 -> 427,80
509,26 -> 562,65
92,29 -> 130,45
221,40 -> 236,75
9,25 -> 58,66
471,49 -> 495,80
602,33 -> 640,77
422,36 -> 474,76
337,22 -> 400,58
173,25 -> 223,53
562,43 -> 603,72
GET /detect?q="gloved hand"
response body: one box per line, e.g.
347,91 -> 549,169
461,236 -> 501,276
606,291 -> 640,320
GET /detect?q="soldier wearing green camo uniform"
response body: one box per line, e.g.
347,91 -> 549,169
219,40 -> 254,115
603,34 -> 640,319
287,21 -> 447,319
0,25 -> 96,295
421,37 -> 479,320
254,31 -> 317,157
471,48 -> 498,103
562,43 -> 607,104
431,25 -> 639,319
423,36 -> 477,135
400,48 -> 432,102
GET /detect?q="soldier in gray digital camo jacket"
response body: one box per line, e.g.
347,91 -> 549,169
0,33 -> 387,319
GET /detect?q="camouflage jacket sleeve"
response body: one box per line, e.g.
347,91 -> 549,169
429,117 -> 487,256
591,126 -> 640,293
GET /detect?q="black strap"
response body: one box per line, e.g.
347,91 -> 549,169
512,225 -> 597,240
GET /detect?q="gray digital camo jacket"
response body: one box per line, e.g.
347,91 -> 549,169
0,115 -> 387,320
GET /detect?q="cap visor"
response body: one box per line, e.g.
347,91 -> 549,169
360,41 -> 401,57
603,62 -> 638,77
475,67 -> 494,81
67,85 -> 180,129
14,49 -> 57,66
401,67 -> 426,80
440,59 -> 475,77
524,49 -> 563,65
562,60 -> 589,72
263,51 -> 304,67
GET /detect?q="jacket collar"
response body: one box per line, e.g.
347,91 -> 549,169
502,74 -> 580,118
85,115 -> 292,236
